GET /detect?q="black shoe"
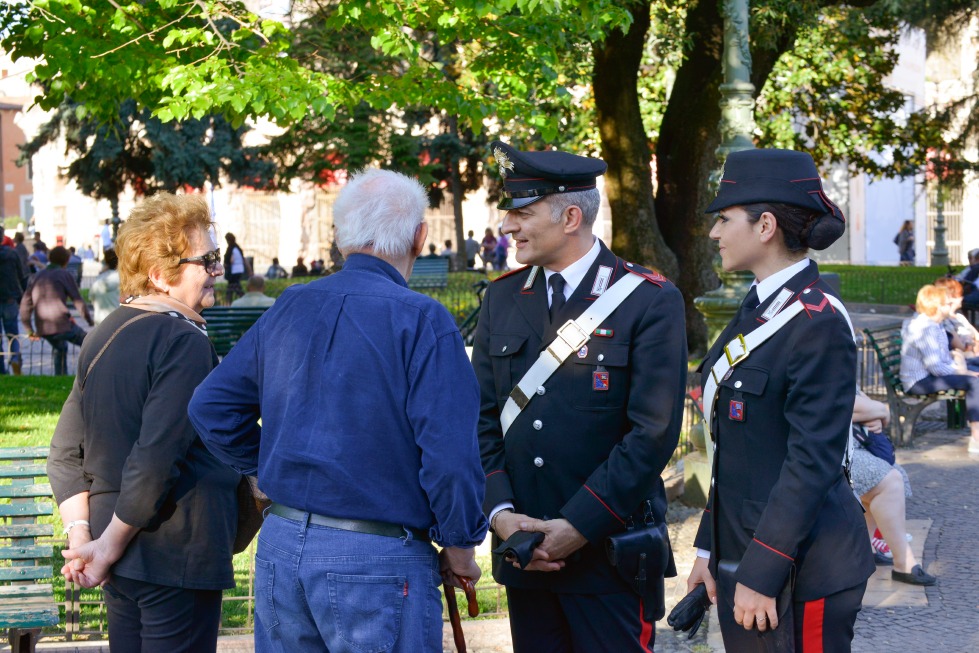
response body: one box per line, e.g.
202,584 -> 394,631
874,552 -> 893,566
891,565 -> 937,586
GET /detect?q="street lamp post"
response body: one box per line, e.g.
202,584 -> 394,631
931,186 -> 949,268
687,0 -> 757,506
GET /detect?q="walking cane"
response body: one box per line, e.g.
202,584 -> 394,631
443,576 -> 479,653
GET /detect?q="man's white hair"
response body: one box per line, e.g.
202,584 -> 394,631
547,189 -> 601,226
333,168 -> 428,258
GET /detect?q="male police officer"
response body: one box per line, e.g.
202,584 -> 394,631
472,141 -> 688,652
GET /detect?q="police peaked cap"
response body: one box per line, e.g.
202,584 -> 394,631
705,148 -> 846,250
491,141 -> 607,210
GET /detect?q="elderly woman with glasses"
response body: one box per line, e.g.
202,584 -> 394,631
47,193 -> 240,653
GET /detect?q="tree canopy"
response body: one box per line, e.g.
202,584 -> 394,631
4,0 -> 978,351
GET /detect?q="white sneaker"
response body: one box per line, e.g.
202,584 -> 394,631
969,439 -> 979,455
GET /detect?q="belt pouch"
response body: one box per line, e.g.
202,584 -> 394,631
605,517 -> 669,620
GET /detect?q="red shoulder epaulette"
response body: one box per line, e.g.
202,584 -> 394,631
493,265 -> 531,282
624,263 -> 667,287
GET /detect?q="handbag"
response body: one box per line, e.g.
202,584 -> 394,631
233,475 -> 271,554
852,424 -> 896,465
717,559 -> 795,652
605,501 -> 671,620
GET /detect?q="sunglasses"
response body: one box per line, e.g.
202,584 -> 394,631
178,248 -> 222,273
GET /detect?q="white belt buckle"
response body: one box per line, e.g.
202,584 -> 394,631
548,320 -> 590,361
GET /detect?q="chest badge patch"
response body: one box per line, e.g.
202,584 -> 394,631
729,399 -> 745,421
593,370 -> 610,391
577,345 -> 589,358
593,328 -> 614,338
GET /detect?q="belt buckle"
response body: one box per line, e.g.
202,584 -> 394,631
724,334 -> 749,366
553,320 -> 590,354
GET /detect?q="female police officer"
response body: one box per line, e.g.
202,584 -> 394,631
685,149 -> 875,652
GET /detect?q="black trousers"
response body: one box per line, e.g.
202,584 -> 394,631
718,581 -> 866,653
103,574 -> 223,653
506,586 -> 654,653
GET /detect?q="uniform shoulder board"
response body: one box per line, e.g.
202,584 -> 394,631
799,285 -> 831,314
493,265 -> 531,282
623,262 -> 668,287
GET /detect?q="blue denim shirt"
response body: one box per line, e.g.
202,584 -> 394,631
189,254 -> 487,548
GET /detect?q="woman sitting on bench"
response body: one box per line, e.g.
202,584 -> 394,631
900,283 -> 979,455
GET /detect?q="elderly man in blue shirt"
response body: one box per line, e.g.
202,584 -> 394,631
189,168 -> 486,653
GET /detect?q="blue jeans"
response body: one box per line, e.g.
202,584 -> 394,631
254,510 -> 443,653
0,302 -> 20,374
44,323 -> 87,375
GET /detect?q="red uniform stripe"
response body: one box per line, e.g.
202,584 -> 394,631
638,599 -> 653,651
752,538 -> 794,561
803,597 -> 825,653
584,485 -> 625,525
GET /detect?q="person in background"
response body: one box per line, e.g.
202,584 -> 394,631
291,256 -> 308,277
958,248 -> 979,304
188,168 -> 486,653
309,259 -> 324,275
100,219 -> 114,252
48,193 -> 238,652
28,242 -> 48,274
223,232 -> 250,303
32,231 -> 48,254
901,284 -> 979,455
0,225 -> 27,375
464,230 -> 480,269
851,391 -> 936,585
422,243 -> 441,259
896,220 -> 915,266
265,257 -> 288,279
89,248 -> 121,325
67,247 -> 84,285
14,232 -> 30,271
480,227 -> 497,270
231,276 -> 276,308
687,149 -> 873,651
493,227 -> 510,271
20,245 -> 93,375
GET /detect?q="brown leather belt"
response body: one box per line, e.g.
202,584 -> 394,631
268,503 -> 430,542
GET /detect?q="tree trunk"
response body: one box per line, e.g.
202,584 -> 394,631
592,0 -> 678,281
655,0 -> 725,356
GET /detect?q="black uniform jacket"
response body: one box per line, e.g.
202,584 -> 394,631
693,261 -> 876,601
473,241 -> 687,595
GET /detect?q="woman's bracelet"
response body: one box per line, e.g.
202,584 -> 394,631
62,520 -> 90,536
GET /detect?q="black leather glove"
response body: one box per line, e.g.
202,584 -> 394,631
492,531 -> 545,569
667,584 -> 712,639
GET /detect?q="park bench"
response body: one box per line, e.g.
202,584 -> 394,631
862,324 -> 966,447
0,447 -> 59,653
201,306 -> 269,357
409,258 -> 450,290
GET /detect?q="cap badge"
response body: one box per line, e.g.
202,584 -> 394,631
494,147 -> 515,178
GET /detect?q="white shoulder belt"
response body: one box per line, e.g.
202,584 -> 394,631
703,293 -> 853,437
500,271 -> 645,436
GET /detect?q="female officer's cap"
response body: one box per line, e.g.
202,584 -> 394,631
705,148 -> 845,250
491,141 -> 607,210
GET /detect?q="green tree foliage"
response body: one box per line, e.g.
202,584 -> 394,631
21,99 -> 275,221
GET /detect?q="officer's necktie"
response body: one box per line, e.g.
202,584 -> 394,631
742,285 -> 759,312
549,274 -> 566,323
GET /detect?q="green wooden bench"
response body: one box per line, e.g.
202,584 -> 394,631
0,447 -> 59,653
863,325 -> 966,447
409,258 -> 450,290
201,306 -> 270,357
